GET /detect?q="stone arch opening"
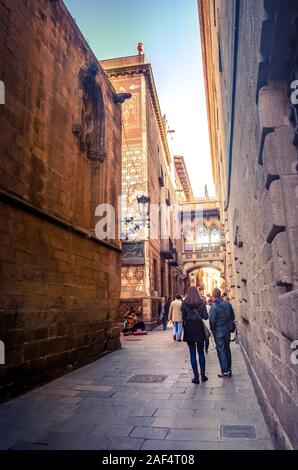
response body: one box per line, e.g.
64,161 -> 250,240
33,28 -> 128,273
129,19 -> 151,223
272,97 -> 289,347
184,261 -> 224,274
186,265 -> 224,296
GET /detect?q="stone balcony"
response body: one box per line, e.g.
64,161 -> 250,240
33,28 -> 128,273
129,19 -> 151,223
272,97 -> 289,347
160,237 -> 174,259
181,244 -> 225,272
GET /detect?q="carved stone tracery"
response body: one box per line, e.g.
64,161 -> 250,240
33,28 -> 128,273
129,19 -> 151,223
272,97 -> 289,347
73,61 -> 106,161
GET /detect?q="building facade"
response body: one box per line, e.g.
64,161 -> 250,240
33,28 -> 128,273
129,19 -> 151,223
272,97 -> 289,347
102,54 -> 183,326
174,155 -> 194,204
199,0 -> 298,449
0,0 -> 122,399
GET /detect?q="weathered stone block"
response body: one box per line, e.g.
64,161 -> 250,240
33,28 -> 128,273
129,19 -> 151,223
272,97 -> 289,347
287,227 -> 298,284
238,302 -> 250,322
278,290 -> 298,341
34,328 -> 48,340
280,175 -> 298,229
263,131 -> 279,175
106,337 -> 121,352
265,331 -> 281,357
38,340 -> 51,358
5,345 -> 24,366
271,231 -> 293,286
264,127 -> 297,176
263,260 -> 275,286
258,83 -> 291,129
46,352 -> 70,371
260,242 -> 272,263
268,179 -> 286,228
260,192 -> 275,241
27,357 -> 47,376
109,326 -> 120,338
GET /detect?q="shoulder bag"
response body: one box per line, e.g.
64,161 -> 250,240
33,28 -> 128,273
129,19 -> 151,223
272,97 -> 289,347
194,308 -> 211,339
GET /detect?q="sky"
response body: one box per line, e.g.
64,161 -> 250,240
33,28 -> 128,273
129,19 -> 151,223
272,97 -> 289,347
64,0 -> 213,198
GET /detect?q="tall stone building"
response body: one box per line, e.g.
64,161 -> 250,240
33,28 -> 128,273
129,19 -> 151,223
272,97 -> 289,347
0,0 -> 122,399
199,0 -> 298,449
174,155 -> 194,204
102,54 -> 183,325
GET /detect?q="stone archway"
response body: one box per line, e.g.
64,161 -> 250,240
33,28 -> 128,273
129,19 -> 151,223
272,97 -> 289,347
183,260 -> 224,276
183,261 -> 225,294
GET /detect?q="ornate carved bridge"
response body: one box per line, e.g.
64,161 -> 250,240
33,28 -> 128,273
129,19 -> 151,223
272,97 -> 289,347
181,244 -> 225,275
179,198 -> 226,291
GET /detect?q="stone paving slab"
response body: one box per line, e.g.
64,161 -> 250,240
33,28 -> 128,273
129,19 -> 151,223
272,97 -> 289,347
107,437 -> 144,450
152,416 -> 220,430
130,426 -> 169,440
166,428 -> 219,441
0,325 -> 275,450
93,424 -> 133,437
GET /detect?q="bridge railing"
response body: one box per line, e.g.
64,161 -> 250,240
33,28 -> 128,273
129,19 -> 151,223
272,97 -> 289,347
181,244 -> 224,261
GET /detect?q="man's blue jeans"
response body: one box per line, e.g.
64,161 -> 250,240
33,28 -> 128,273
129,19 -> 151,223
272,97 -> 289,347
187,342 -> 205,374
173,321 -> 183,340
214,332 -> 231,373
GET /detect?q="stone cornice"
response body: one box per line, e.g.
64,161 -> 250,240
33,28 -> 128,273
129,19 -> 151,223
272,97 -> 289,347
174,155 -> 194,201
198,0 -> 217,185
0,187 -> 122,253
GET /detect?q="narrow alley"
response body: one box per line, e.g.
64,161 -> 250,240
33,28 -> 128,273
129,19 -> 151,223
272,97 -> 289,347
0,328 -> 273,451
0,0 -> 297,455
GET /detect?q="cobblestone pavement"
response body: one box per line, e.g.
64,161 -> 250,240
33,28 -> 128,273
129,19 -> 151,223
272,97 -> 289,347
0,326 -> 274,450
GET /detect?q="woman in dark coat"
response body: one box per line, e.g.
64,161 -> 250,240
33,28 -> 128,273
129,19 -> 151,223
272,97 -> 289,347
182,286 -> 209,384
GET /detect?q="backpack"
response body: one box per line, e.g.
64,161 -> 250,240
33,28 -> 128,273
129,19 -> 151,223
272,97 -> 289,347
222,301 -> 236,333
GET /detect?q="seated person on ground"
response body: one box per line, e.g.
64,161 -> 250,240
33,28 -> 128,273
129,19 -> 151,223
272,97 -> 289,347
123,307 -> 145,334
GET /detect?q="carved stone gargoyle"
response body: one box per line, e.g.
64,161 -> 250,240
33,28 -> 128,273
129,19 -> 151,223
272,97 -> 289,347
113,92 -> 132,104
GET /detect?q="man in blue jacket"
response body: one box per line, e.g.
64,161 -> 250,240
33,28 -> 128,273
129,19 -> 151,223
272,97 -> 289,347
209,288 -> 235,378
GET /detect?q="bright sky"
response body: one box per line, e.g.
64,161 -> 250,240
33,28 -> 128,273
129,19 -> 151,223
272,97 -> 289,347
64,0 -> 214,198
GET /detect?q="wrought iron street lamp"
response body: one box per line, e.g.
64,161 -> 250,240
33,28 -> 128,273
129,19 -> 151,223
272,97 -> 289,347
137,195 -> 150,223
122,195 -> 150,240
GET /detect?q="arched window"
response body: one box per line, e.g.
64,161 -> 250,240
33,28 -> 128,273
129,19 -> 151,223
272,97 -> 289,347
197,225 -> 209,248
210,226 -> 220,246
183,220 -> 195,251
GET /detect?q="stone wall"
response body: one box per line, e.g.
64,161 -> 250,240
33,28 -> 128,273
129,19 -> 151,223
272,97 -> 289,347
232,78 -> 298,449
199,0 -> 298,449
219,0 -> 298,449
0,0 -> 122,400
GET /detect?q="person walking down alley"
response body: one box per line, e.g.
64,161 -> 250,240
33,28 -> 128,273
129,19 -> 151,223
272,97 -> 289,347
209,288 -> 235,378
169,295 -> 183,341
182,286 -> 209,384
159,297 -> 170,331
